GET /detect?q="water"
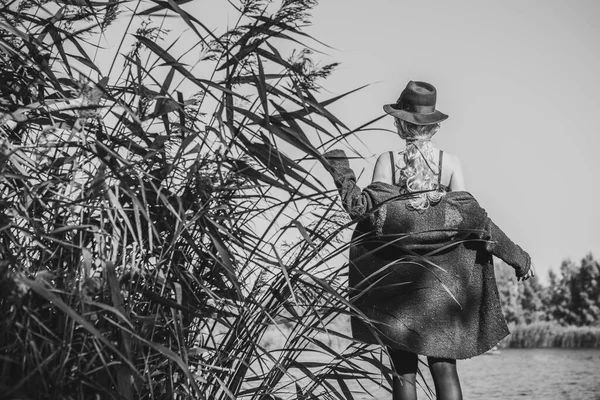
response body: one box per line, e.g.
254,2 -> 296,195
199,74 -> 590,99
352,349 -> 600,400
458,349 -> 600,400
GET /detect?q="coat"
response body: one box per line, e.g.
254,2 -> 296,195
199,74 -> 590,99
324,149 -> 531,359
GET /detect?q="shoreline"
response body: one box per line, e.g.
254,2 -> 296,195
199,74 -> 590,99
498,322 -> 600,348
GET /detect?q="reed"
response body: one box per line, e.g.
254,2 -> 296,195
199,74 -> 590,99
0,1 -> 394,398
499,322 -> 600,348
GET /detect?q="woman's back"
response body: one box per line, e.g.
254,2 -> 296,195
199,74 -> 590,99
372,147 -> 465,192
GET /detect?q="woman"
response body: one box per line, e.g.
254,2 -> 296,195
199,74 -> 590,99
323,81 -> 533,400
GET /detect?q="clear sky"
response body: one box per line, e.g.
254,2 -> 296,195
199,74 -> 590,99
297,0 -> 600,282
97,0 -> 600,283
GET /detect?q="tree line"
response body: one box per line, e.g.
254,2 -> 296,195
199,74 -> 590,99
496,253 -> 600,327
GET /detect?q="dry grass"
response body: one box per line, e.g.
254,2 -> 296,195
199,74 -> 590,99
500,322 -> 600,348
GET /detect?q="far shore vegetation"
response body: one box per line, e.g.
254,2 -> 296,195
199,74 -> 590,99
495,254 -> 600,348
499,322 -> 600,348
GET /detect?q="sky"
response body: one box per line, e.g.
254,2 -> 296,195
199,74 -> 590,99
95,0 -> 600,283
295,0 -> 600,282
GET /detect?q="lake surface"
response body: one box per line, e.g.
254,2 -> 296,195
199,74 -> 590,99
251,348 -> 600,399
352,348 -> 600,400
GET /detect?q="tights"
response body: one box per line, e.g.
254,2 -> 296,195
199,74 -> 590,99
389,349 -> 463,400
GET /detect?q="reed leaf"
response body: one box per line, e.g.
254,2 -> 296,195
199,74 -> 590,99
0,1 -> 408,398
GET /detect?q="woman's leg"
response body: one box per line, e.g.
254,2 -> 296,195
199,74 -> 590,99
389,348 -> 418,400
426,357 -> 463,400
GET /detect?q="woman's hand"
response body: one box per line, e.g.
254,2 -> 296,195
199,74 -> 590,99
517,265 -> 535,282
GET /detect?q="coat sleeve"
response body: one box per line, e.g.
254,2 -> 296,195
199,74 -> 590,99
322,149 -> 375,219
483,218 -> 531,278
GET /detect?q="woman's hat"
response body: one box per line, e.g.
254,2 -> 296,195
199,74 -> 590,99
383,81 -> 448,125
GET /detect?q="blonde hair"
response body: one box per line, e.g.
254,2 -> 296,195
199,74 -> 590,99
395,119 -> 446,211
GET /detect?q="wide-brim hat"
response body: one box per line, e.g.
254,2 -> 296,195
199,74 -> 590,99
383,81 -> 448,125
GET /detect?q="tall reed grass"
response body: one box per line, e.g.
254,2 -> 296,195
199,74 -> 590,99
499,322 -> 600,348
0,1 -> 397,398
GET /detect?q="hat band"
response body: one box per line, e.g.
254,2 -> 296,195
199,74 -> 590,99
400,103 -> 436,114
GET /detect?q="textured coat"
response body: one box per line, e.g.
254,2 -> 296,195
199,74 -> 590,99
324,149 -> 531,359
